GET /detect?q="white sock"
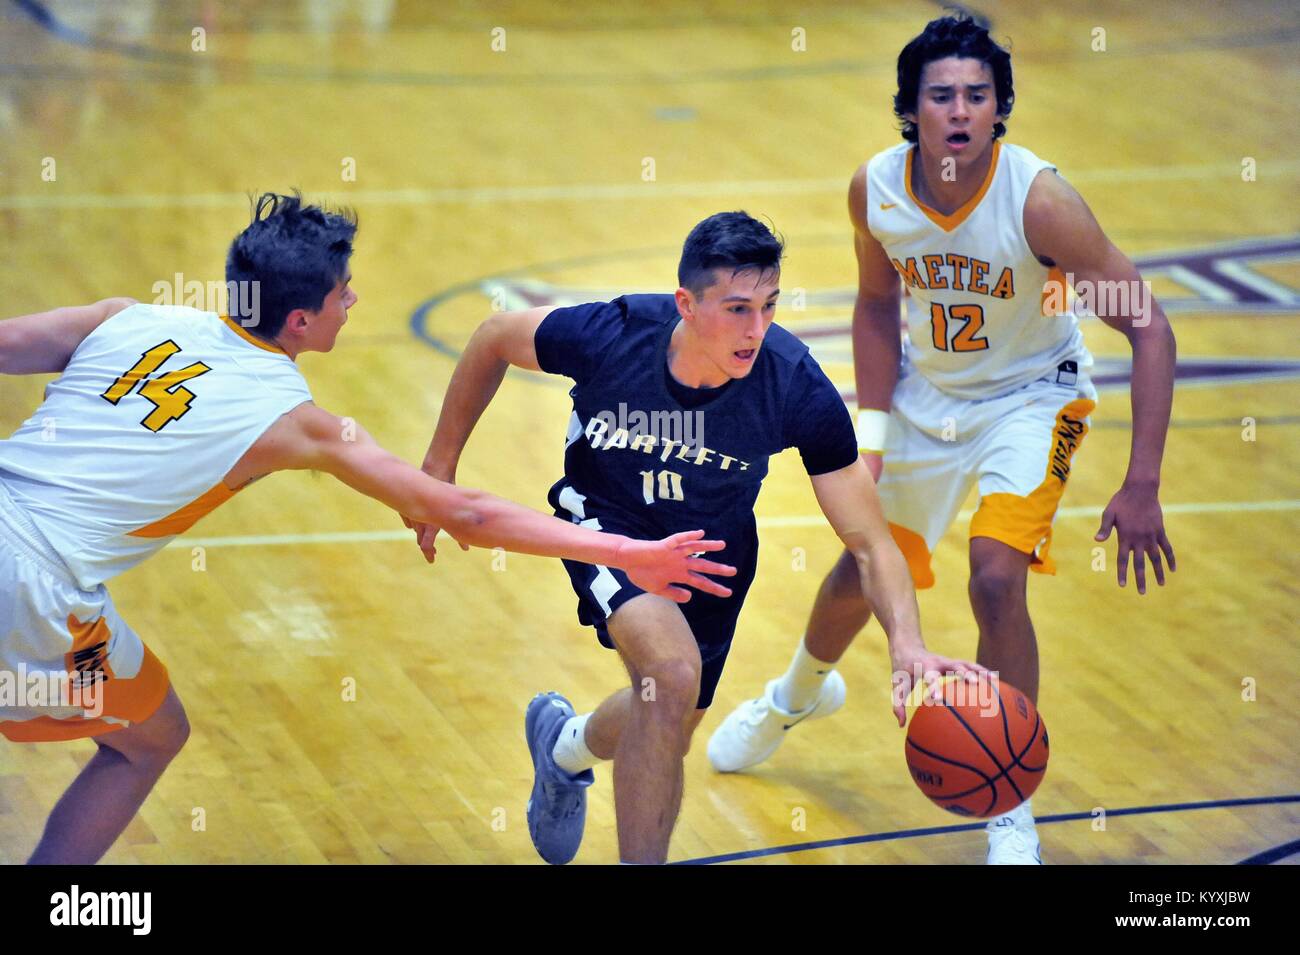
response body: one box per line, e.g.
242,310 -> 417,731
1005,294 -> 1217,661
552,713 -> 599,775
774,639 -> 835,712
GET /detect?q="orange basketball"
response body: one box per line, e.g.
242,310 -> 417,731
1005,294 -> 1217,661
904,676 -> 1048,818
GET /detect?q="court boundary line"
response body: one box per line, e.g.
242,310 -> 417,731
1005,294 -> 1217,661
165,499 -> 1300,549
1238,838 -> 1300,865
670,793 -> 1300,865
7,160 -> 1300,212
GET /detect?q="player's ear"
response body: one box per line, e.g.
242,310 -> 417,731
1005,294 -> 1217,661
674,287 -> 697,321
283,308 -> 311,335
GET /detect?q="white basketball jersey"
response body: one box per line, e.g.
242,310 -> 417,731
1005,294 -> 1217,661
0,304 -> 312,588
866,140 -> 1090,400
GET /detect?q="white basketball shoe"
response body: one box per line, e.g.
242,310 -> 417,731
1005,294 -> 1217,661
707,671 -> 847,773
986,800 -> 1043,864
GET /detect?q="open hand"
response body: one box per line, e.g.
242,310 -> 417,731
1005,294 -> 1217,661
616,530 -> 737,603
1095,482 -> 1175,594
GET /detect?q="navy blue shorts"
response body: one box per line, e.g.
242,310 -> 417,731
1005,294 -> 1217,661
549,483 -> 758,709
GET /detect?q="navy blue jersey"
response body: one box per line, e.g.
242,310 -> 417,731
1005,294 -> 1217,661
534,294 -> 857,560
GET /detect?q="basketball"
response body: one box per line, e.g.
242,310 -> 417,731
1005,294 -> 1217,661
905,676 -> 1049,818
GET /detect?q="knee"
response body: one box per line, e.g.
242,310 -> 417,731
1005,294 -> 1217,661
164,704 -> 192,758
638,658 -> 701,720
120,691 -> 190,768
967,564 -> 1027,618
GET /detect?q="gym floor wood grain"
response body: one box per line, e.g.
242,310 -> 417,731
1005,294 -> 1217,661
1,0 -> 1296,863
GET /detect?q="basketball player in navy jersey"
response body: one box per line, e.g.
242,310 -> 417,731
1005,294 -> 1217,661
711,16 -> 1178,864
414,212 -> 985,864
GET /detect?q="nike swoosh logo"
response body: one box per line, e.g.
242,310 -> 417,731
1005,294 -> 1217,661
880,202 -> 897,210
782,697 -> 822,731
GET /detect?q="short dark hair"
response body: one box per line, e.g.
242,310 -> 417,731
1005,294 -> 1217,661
893,14 -> 1014,143
225,191 -> 357,339
677,212 -> 784,295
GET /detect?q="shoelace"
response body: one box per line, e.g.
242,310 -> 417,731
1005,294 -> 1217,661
991,825 -> 1036,854
739,697 -> 772,731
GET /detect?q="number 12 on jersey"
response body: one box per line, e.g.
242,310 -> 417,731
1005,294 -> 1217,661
639,469 -> 685,504
930,303 -> 990,352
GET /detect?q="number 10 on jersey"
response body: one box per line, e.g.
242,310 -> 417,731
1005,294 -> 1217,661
639,469 -> 685,504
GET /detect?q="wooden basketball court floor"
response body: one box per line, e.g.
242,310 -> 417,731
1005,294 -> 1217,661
1,0 -> 1297,864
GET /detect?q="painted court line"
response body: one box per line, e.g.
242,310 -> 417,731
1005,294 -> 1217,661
166,499 -> 1300,550
6,160 -> 1298,212
673,793 -> 1300,865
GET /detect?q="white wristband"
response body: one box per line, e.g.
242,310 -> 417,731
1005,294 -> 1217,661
855,409 -> 890,454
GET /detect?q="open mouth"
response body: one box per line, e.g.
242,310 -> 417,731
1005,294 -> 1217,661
946,132 -> 971,147
734,348 -> 756,363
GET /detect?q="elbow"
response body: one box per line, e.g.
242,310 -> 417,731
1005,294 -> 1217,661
471,313 -> 508,361
0,324 -> 24,376
438,486 -> 492,544
1132,310 -> 1176,359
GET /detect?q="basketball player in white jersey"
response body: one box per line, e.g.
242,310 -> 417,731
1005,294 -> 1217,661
0,193 -> 735,864
709,16 -> 1177,863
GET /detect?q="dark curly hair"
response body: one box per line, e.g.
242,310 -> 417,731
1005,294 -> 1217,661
225,191 -> 357,339
893,14 -> 1014,143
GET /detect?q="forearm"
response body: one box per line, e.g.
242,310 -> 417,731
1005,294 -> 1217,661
332,444 -> 630,566
1121,310 -> 1176,486
812,460 -> 919,642
851,539 -> 923,650
852,297 -> 902,411
433,486 -> 630,565
422,319 -> 511,477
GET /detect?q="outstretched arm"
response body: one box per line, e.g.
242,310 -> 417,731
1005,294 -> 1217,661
810,458 -> 985,725
1025,171 -> 1177,594
0,298 -> 137,375
258,402 -> 736,601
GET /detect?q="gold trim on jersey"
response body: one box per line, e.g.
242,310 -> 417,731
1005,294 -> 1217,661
220,314 -> 288,355
904,141 -> 1002,233
128,481 -> 239,538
